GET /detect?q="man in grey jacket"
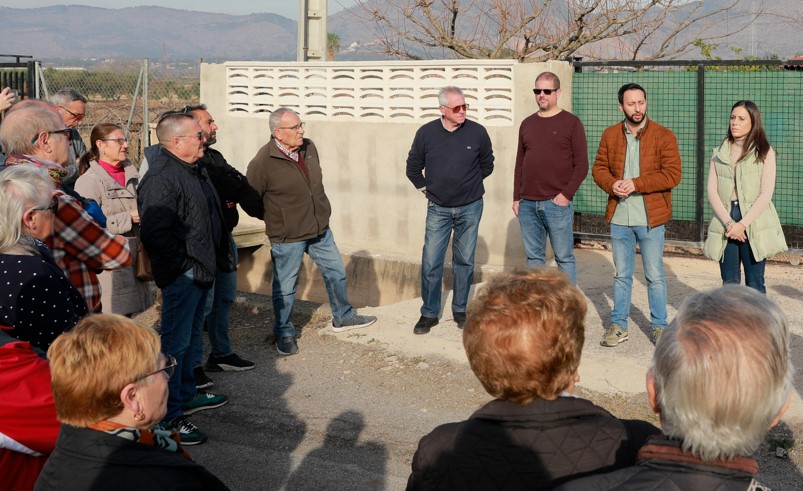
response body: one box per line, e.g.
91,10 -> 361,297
246,108 -> 376,356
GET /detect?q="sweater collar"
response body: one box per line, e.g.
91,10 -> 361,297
637,435 -> 759,475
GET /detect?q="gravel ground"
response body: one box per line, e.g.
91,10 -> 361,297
134,286 -> 803,491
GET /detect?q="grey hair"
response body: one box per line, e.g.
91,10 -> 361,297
438,86 -> 464,106
155,112 -> 195,146
50,88 -> 88,106
651,285 -> 793,462
0,164 -> 55,252
0,105 -> 64,156
268,108 -> 298,135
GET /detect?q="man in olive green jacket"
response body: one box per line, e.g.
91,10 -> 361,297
246,108 -> 376,356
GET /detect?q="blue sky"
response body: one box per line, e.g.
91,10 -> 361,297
0,1 -> 358,19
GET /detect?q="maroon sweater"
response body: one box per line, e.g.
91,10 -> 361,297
513,110 -> 588,201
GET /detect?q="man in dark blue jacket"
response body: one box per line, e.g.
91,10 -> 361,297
405,86 -> 494,334
138,112 -> 230,445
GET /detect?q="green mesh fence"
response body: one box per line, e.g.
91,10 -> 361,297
571,62 -> 802,250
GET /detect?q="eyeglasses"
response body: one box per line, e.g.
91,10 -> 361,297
59,105 -> 85,120
138,355 -> 177,381
30,128 -> 74,145
31,195 -> 59,214
101,138 -> 128,145
278,122 -> 304,131
442,104 -> 469,113
533,88 -> 557,95
175,132 -> 204,141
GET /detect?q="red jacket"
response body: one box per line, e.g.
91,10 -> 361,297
592,119 -> 682,228
0,329 -> 60,490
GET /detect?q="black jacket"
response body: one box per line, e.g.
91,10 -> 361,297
138,145 -> 234,288
200,147 -> 263,232
555,436 -> 766,491
407,397 -> 659,491
34,424 -> 229,491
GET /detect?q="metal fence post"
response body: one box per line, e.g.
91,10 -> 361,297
695,64 -> 706,243
143,58 -> 149,149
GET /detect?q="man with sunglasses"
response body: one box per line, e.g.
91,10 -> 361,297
406,86 -> 495,334
513,71 -> 588,286
138,112 -> 231,444
50,88 -> 88,188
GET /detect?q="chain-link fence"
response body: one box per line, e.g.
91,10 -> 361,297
36,59 -> 200,164
571,59 -> 803,252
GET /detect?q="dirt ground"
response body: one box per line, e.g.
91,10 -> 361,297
134,250 -> 803,490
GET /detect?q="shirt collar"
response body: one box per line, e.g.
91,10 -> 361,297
274,139 -> 299,162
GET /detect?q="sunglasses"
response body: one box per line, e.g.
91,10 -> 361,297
138,354 -> 177,381
443,104 -> 469,113
30,128 -> 74,145
533,89 -> 557,95
31,195 -> 59,214
59,105 -> 85,120
175,132 -> 204,141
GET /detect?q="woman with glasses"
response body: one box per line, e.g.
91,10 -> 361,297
0,164 -> 88,351
75,123 -> 153,315
704,101 -> 787,293
35,314 -> 230,491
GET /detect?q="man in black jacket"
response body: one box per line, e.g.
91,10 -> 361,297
183,104 -> 264,387
138,113 -> 231,445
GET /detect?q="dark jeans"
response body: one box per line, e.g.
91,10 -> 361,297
721,202 -> 766,293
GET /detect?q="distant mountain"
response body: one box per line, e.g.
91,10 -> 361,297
0,3 -> 798,64
0,6 -> 299,62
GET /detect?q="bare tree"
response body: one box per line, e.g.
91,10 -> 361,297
354,0 -> 757,62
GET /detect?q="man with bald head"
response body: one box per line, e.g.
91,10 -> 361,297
0,103 -> 130,312
138,112 -> 232,445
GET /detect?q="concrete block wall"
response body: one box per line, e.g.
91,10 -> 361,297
202,60 -> 576,306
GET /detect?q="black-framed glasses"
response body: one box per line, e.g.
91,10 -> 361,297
181,104 -> 204,114
30,128 -> 74,145
138,355 -> 177,381
58,105 -> 85,120
533,88 -> 557,95
443,104 -> 469,113
175,132 -> 204,141
278,122 -> 304,131
31,195 -> 59,214
101,138 -> 129,145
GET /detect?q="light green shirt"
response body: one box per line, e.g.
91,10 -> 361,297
611,122 -> 648,226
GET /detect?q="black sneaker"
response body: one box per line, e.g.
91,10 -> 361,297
205,353 -> 255,372
194,366 -> 214,389
453,312 -> 467,329
332,314 -> 377,333
413,316 -> 438,335
276,336 -> 299,356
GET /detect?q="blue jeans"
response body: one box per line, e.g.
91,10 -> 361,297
160,268 -> 209,422
517,199 -> 577,284
270,227 -> 354,339
721,203 -> 766,293
611,224 -> 667,329
189,235 -> 238,369
421,198 -> 483,318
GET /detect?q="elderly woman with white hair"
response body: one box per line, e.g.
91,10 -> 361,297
557,284 -> 793,490
0,164 -> 88,350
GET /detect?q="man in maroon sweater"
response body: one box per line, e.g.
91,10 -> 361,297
513,72 -> 588,285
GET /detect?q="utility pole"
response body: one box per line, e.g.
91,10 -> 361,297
297,0 -> 328,61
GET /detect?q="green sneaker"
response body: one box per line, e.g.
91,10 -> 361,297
157,416 -> 208,446
653,326 -> 665,345
182,392 -> 228,415
600,325 -> 628,347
